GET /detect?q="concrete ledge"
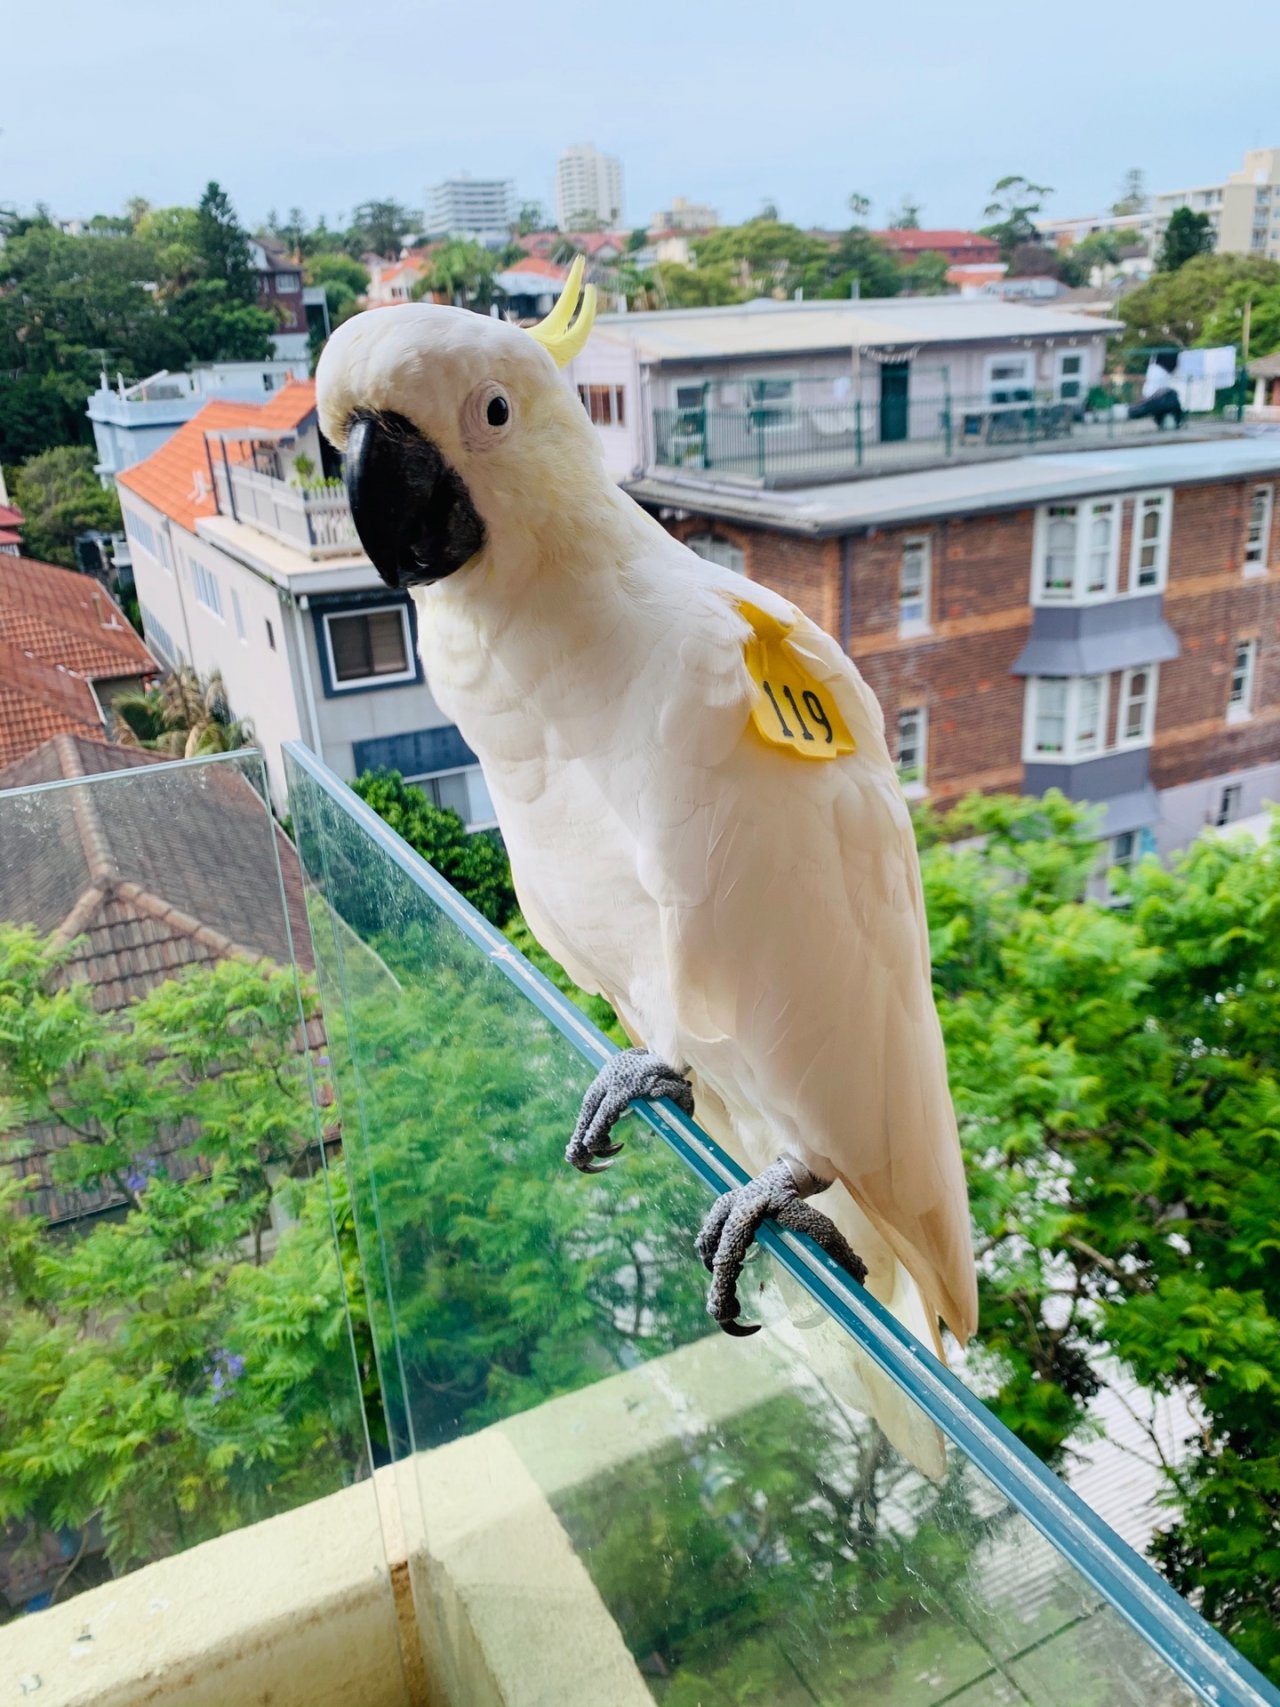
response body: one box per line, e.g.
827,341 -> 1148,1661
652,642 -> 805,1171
0,1481 -> 411,1707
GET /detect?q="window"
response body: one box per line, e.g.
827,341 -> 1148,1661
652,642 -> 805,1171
1033,500 -> 1119,602
985,353 -> 1034,405
191,559 -> 224,619
686,533 -> 745,574
323,606 -> 416,689
1054,349 -> 1086,403
409,765 -> 496,830
1245,484 -> 1273,571
576,384 -> 625,427
1110,829 -> 1137,873
1117,664 -> 1158,747
265,618 -> 276,651
899,537 -> 931,632
122,507 -> 158,561
276,272 -> 301,292
896,705 -> 927,791
1026,675 -> 1108,761
675,385 -> 706,411
139,604 -> 179,668
231,588 -> 246,641
156,531 -> 173,573
1216,784 -> 1243,827
1228,638 -> 1258,719
747,378 -> 795,430
1129,491 -> 1171,591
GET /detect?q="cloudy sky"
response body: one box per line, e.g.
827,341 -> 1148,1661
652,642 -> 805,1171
4,0 -> 1277,232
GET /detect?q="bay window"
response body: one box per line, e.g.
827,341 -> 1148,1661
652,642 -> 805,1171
1025,675 -> 1108,761
1034,499 -> 1119,602
1129,491 -> 1171,591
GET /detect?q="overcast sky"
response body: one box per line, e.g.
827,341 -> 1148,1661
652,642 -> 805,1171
4,0 -> 1277,233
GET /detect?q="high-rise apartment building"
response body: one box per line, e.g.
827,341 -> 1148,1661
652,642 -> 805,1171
426,176 -> 515,246
554,144 -> 623,230
1152,147 -> 1280,262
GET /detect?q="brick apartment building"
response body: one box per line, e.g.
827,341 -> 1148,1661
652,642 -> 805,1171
632,439 -> 1280,867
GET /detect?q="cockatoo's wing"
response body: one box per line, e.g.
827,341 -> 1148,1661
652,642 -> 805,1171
562,551 -> 977,1351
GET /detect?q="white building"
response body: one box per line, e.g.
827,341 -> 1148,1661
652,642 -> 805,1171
426,177 -> 515,246
87,361 -> 309,486
1152,146 -> 1280,261
554,144 -> 623,231
115,380 -> 493,826
651,197 -> 718,232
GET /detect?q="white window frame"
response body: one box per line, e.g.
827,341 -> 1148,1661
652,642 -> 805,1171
1053,347 -> 1088,404
1116,663 -> 1159,749
1023,675 -> 1110,763
686,533 -> 745,574
191,558 -> 224,620
406,763 -> 498,832
896,704 -> 928,797
1244,483 -> 1273,574
898,535 -> 932,634
321,604 -> 417,692
1215,783 -> 1243,827
1128,489 -> 1172,593
984,351 -> 1035,407
1032,499 -> 1121,604
1227,638 -> 1258,722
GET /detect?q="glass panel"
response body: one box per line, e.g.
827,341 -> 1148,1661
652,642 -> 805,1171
285,742 -> 1271,1707
0,750 -> 399,1690
1034,678 -> 1068,753
1086,504 -> 1113,594
1042,507 -> 1077,598
1075,676 -> 1104,752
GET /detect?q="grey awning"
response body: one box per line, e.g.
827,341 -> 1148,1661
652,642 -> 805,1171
1012,595 -> 1181,677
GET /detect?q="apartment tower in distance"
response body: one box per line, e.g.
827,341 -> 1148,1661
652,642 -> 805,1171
554,143 -> 623,230
426,176 -> 515,246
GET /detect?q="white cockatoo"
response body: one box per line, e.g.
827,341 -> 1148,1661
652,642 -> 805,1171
316,262 -> 977,1388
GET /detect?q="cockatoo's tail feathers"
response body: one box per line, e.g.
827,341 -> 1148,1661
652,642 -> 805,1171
526,255 -> 597,367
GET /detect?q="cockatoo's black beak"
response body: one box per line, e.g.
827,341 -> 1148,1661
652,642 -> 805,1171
342,410 -> 485,590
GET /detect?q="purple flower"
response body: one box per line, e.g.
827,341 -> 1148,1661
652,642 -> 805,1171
126,1158 -> 158,1194
209,1349 -> 246,1401
126,1171 -> 147,1194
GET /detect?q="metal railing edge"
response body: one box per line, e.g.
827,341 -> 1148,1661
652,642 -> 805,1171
281,738 -> 1280,1707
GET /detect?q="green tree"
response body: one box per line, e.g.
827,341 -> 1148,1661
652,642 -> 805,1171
847,192 -> 872,222
0,930 -> 365,1588
346,199 -> 417,260
654,259 -> 744,308
1201,279 -> 1280,360
980,175 -> 1053,259
163,279 -> 276,363
899,250 -> 951,294
303,253 -> 369,335
1159,207 -> 1215,273
8,446 -> 122,567
1118,252 -> 1280,350
113,668 -> 253,757
514,201 -> 547,236
195,181 -> 256,303
350,770 -> 517,925
693,217 -> 830,299
1112,167 -> 1147,217
137,205 -> 203,291
886,196 -> 922,230
412,240 -> 497,311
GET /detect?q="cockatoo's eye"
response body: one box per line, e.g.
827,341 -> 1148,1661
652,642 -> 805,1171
461,382 -> 513,450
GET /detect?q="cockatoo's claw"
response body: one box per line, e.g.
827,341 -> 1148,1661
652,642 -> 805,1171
565,1047 -> 694,1173
720,1318 -> 762,1338
697,1156 -> 867,1336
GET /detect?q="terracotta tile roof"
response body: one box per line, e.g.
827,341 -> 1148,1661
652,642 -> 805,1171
0,735 -> 320,1224
0,531 -> 22,546
0,553 -> 154,679
0,505 -> 23,530
505,255 -> 569,281
0,679 -> 101,766
117,380 -> 317,533
874,229 -> 1001,256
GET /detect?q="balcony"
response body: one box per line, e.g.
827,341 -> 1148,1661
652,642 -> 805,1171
0,743 -> 1276,1707
209,457 -> 360,559
652,377 -> 1250,487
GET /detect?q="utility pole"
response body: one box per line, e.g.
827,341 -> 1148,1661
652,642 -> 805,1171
1242,296 -> 1253,363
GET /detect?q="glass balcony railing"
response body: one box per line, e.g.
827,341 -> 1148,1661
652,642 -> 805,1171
283,739 -> 1278,1707
2,739 -> 1277,1706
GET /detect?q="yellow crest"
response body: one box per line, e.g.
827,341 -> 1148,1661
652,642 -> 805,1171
526,255 -> 597,368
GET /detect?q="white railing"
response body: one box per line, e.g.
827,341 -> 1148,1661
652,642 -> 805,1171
212,462 -> 360,559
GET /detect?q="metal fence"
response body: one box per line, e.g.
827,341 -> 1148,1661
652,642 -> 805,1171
652,369 -> 1249,483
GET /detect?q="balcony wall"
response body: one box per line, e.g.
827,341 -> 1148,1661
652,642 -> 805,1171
211,461 -> 360,558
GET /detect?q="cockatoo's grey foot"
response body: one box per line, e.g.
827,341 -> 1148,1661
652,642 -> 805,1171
566,1048 -> 694,1173
695,1156 -> 868,1337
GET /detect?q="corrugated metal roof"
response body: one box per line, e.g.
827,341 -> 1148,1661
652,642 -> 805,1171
629,437 -> 1280,535
592,296 -> 1124,362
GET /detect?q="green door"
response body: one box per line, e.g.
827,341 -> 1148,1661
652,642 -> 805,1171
879,360 -> 910,443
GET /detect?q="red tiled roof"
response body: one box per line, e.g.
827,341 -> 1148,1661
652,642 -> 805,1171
0,531 -> 21,546
0,554 -> 154,679
874,229 -> 1001,255
0,505 -> 22,530
506,256 -> 569,281
117,379 -> 317,533
0,679 -> 101,767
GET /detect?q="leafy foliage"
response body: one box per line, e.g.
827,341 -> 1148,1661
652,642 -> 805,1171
0,931 -> 365,1590
112,667 -> 253,757
980,175 -> 1053,260
1118,253 -> 1280,353
349,769 -> 517,926
412,240 -> 498,311
1159,207 -> 1216,273
8,446 -> 121,568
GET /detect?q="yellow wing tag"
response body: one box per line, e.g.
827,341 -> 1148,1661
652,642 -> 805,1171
739,600 -> 856,760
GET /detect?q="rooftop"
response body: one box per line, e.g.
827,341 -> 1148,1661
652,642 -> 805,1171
873,228 -> 1001,254
0,554 -> 155,765
117,380 -> 318,532
628,435 -> 1280,535
589,295 -> 1124,363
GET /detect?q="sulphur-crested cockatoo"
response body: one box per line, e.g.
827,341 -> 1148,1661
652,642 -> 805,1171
315,261 -> 977,1367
